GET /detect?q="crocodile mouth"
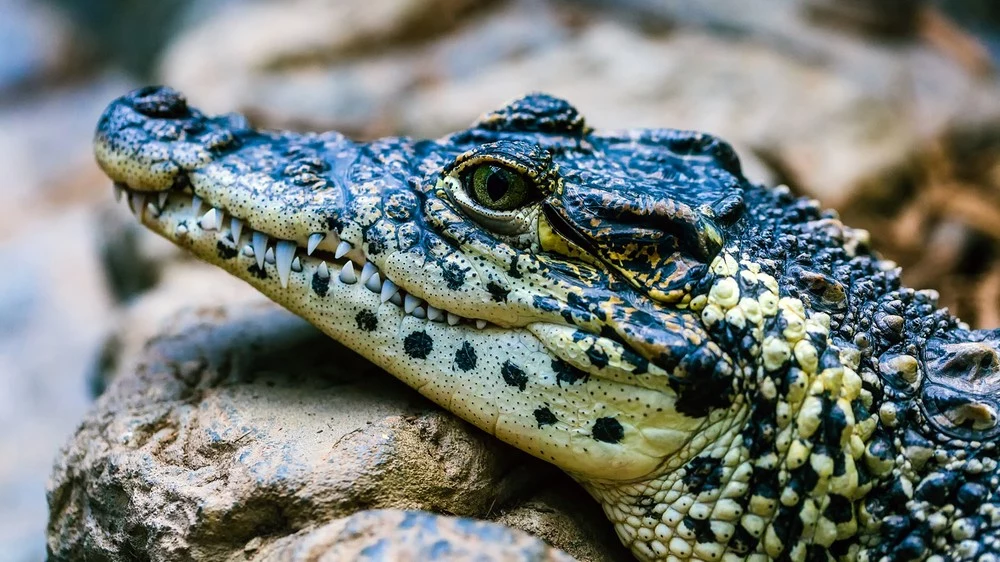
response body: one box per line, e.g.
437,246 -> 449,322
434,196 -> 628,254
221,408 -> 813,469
112,179 -> 493,329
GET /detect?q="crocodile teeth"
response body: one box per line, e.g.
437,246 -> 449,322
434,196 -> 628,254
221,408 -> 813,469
275,240 -> 296,288
411,306 -> 426,319
475,320 -> 487,329
113,183 -> 124,202
447,312 -> 461,326
265,247 -> 275,264
146,201 -> 160,217
231,217 -> 244,243
427,306 -> 443,322
291,256 -> 302,272
157,192 -> 169,209
334,240 -> 352,259
339,261 -> 357,284
389,292 -> 403,306
317,261 -> 330,279
252,231 -> 268,269
380,279 -> 399,303
128,193 -> 146,218
199,208 -> 222,231
176,223 -> 189,235
242,245 -> 254,257
191,195 -> 203,219
365,272 -> 381,293
307,233 -> 325,255
360,262 -> 378,284
404,294 -> 422,314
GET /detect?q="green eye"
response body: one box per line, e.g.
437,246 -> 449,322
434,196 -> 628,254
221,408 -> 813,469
470,165 -> 529,210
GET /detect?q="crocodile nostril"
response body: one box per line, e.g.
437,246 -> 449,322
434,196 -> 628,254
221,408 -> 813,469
131,86 -> 188,119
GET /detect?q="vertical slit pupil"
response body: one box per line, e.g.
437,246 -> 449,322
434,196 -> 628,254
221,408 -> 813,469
486,169 -> 509,202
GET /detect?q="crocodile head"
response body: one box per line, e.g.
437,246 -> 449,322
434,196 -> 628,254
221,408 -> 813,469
95,86 -> 1000,561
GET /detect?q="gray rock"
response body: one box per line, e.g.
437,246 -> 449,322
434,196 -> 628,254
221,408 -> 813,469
48,297 -> 628,561
251,509 -> 576,561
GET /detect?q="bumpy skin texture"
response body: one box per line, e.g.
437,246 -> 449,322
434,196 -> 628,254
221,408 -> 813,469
94,86 -> 1000,562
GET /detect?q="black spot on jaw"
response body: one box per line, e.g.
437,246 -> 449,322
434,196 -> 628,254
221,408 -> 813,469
248,264 -> 268,279
325,216 -> 343,233
404,330 -> 434,359
586,345 -> 609,369
443,262 -> 467,290
552,358 -> 589,386
312,272 -> 330,297
455,341 -> 477,371
216,240 -> 238,260
486,281 -> 510,303
501,361 -> 528,391
355,309 -> 377,332
592,417 -> 624,443
533,407 -> 557,428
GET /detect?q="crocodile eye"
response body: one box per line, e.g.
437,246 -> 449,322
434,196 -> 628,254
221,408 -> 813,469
468,165 -> 529,211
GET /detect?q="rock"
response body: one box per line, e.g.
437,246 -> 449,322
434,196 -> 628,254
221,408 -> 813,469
158,0 -> 496,132
250,509 -> 576,561
0,0 -> 79,95
48,298 -> 626,561
0,208 -> 119,562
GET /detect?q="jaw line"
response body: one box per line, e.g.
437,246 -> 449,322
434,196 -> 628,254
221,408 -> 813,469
117,182 -> 674,392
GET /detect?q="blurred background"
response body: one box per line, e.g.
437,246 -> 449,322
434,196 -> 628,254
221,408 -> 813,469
3,0 -> 1000,559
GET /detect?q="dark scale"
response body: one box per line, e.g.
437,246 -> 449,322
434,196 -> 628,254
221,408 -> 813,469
592,417 -> 624,443
215,239 -> 238,260
403,331 -> 433,359
500,361 -> 528,391
533,407 -> 557,428
311,271 -> 330,297
354,309 -> 377,332
454,341 -> 476,372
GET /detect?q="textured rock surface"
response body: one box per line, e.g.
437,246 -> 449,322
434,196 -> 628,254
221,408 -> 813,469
251,509 -> 576,561
47,295 -> 631,561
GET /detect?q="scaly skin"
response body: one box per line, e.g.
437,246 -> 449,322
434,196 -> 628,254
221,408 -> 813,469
94,86 -> 1000,561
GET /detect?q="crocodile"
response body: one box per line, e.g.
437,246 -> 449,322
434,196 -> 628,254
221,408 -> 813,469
93,86 -> 1000,562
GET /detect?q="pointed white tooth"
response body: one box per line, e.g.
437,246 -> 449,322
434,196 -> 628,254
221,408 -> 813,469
380,279 -> 399,303
427,306 -> 443,322
360,262 -> 378,284
307,233 -> 325,256
275,240 -> 296,288
231,217 -> 244,243
291,256 -> 302,272
199,208 -> 221,230
265,247 -> 275,264
404,294 -> 422,314
412,306 -> 426,319
317,261 -> 330,279
475,319 -> 487,329
242,245 -> 254,257
191,195 -> 203,219
447,312 -> 461,326
389,292 -> 403,306
157,192 -> 169,209
113,184 -> 124,202
176,223 -> 189,235
365,272 -> 381,293
334,240 -> 351,259
252,231 -> 268,269
128,193 -> 146,217
339,261 -> 356,284
146,202 -> 159,217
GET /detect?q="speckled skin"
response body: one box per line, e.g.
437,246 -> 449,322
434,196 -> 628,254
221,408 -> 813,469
94,87 -> 1000,562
